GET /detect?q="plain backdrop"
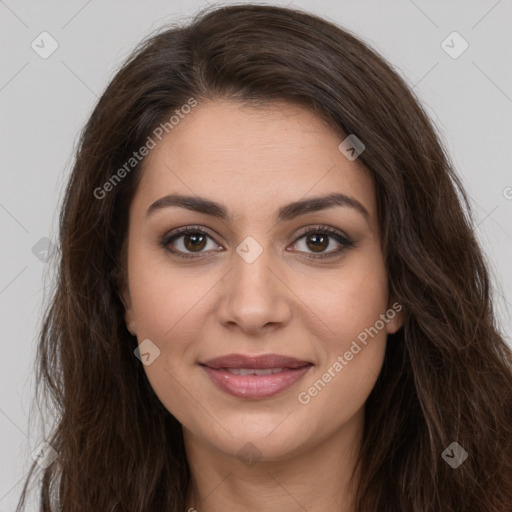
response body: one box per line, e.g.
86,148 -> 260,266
1,0 -> 511,508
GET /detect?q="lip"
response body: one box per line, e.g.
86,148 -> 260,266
200,353 -> 313,399
201,353 -> 311,370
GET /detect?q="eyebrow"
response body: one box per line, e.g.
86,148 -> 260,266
146,192 -> 370,224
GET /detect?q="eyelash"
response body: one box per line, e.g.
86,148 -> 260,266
159,224 -> 354,261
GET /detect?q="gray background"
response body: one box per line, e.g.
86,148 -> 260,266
1,0 -> 511,508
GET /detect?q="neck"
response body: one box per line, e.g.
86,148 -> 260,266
183,406 -> 364,512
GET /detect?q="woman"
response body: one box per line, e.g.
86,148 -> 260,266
17,4 -> 512,511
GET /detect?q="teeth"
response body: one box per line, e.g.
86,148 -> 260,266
224,368 -> 284,375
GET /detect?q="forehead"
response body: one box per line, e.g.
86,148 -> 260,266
131,99 -> 376,224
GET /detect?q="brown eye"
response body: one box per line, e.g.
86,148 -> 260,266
292,227 -> 354,259
182,233 -> 208,252
160,227 -> 221,259
160,225 -> 354,261
304,233 -> 329,253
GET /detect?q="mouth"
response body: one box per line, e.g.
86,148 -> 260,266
200,353 -> 313,399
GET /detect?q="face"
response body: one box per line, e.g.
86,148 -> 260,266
121,99 -> 403,462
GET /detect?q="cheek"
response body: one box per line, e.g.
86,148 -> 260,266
298,249 -> 389,351
127,242 -> 205,342
126,253 -> 203,421
293,249 -> 389,405
295,272 -> 390,425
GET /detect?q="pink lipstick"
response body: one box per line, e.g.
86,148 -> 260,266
200,353 -> 313,399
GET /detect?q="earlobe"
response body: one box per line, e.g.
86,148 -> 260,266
112,263 -> 130,309
126,320 -> 137,336
122,297 -> 137,336
385,301 -> 405,335
115,271 -> 136,336
119,283 -> 131,311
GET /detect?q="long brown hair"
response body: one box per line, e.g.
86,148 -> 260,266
17,4 -> 512,511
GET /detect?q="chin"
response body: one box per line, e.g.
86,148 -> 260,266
198,417 -> 311,461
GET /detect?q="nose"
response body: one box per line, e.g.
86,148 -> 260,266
216,241 -> 292,334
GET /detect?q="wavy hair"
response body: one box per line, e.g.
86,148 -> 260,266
17,4 -> 512,511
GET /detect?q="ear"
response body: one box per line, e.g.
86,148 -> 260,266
119,283 -> 137,335
385,299 -> 404,335
113,264 -> 137,336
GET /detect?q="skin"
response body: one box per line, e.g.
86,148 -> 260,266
121,99 -> 403,512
